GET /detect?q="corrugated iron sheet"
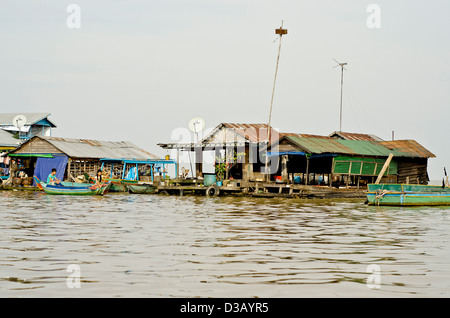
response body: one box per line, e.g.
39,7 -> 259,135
380,140 -> 435,158
201,123 -> 280,144
329,131 -> 384,141
38,136 -> 159,160
0,113 -> 55,127
285,136 -> 355,154
283,136 -> 430,158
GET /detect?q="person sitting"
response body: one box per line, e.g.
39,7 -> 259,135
94,169 -> 103,184
47,168 -> 61,185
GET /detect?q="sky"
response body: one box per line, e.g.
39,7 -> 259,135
1,0 -> 449,180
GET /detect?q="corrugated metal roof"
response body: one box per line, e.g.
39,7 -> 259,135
380,140 -> 435,158
336,139 -> 403,157
283,133 -> 331,139
329,131 -> 384,141
214,123 -> 280,143
0,129 -> 21,147
286,136 -> 354,154
12,136 -> 159,160
0,113 -> 56,127
281,135 -> 430,158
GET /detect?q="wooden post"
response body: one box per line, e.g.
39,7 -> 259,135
281,155 -> 288,182
195,147 -> 203,179
305,157 -> 310,185
375,153 -> 394,184
176,149 -> 180,179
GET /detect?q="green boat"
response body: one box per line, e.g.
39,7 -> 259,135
367,183 -> 450,206
127,183 -> 156,194
41,182 -> 111,195
106,179 -> 139,192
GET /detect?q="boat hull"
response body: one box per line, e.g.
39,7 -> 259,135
367,184 -> 450,206
127,184 -> 156,194
106,179 -> 139,192
41,182 -> 110,195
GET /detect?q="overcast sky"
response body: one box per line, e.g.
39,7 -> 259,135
1,0 -> 449,180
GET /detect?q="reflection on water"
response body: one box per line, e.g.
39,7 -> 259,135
1,191 -> 450,297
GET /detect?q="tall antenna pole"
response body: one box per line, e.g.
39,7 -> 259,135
333,59 -> 347,132
266,21 -> 287,179
339,64 -> 344,132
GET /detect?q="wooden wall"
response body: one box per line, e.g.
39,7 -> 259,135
13,138 -> 62,154
397,158 -> 429,184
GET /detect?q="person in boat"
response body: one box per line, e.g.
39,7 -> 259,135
94,169 -> 104,185
47,168 -> 61,185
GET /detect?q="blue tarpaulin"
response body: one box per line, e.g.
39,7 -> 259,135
33,155 -> 68,185
124,167 -> 137,180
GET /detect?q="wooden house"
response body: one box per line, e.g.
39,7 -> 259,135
158,123 -> 281,182
0,113 -> 56,140
7,135 -> 166,185
270,132 -> 435,186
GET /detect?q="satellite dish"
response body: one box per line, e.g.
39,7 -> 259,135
12,114 -> 27,129
188,117 -> 205,133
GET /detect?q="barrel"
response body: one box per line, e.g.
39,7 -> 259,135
203,173 -> 217,186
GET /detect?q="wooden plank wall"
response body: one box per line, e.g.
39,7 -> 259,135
397,158 -> 429,184
14,138 -> 61,154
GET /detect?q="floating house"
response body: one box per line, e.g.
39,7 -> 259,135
159,123 -> 435,187
270,132 -> 435,186
0,113 -> 56,140
158,123 -> 280,182
7,135 -> 176,186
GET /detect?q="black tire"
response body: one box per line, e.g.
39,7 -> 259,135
206,184 -> 220,197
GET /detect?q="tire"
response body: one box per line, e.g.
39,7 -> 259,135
206,184 -> 220,197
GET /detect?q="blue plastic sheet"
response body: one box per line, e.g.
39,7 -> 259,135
124,167 -> 137,180
33,155 -> 68,186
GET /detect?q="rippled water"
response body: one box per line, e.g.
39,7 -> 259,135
1,191 -> 450,297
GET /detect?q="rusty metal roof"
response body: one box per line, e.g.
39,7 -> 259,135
329,131 -> 384,141
379,140 -> 435,158
215,123 -> 280,143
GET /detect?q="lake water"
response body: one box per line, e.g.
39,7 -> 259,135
1,191 -> 450,297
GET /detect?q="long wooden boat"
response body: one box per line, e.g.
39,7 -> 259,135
127,183 -> 156,194
33,176 -> 93,191
367,183 -> 450,206
40,181 -> 111,195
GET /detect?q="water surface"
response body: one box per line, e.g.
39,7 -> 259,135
1,191 -> 449,297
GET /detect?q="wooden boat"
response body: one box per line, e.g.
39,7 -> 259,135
127,183 -> 156,194
33,176 -> 93,191
367,183 -> 450,206
40,181 -> 111,195
105,178 -> 139,192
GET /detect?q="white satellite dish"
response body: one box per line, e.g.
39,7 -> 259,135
12,114 -> 27,130
188,117 -> 205,133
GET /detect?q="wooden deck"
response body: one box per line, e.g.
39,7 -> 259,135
0,179 -> 367,199
156,181 -> 367,199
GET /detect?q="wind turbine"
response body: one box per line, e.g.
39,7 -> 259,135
333,58 -> 348,132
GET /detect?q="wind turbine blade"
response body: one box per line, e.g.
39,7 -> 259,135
333,58 -> 340,64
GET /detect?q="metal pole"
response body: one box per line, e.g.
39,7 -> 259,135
339,65 -> 344,132
266,21 -> 287,180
